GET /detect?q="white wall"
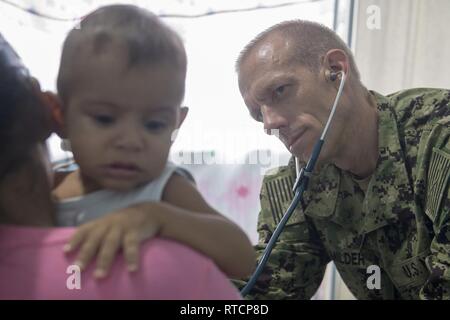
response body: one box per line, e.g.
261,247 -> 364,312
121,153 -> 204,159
354,0 -> 450,94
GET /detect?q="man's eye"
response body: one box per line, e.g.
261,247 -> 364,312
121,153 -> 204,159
145,121 -> 167,131
93,115 -> 114,125
273,85 -> 288,100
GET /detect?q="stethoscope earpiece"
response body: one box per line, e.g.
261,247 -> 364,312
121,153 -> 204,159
326,69 -> 343,82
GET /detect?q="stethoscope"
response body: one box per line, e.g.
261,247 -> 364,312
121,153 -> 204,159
241,70 -> 347,296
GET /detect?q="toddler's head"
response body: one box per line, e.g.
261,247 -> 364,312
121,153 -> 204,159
57,5 -> 187,192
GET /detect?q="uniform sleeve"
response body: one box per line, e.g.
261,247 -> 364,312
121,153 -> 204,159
420,121 -> 450,300
420,187 -> 450,299
233,167 -> 330,300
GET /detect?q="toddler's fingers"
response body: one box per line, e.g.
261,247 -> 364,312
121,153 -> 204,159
94,227 -> 122,279
123,232 -> 140,272
64,225 -> 90,253
74,226 -> 108,271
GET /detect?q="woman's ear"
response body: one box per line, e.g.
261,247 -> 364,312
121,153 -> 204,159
40,91 -> 66,139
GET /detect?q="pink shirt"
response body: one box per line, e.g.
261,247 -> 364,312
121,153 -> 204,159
0,225 -> 242,300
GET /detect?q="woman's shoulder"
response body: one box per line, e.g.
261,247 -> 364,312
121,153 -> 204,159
0,224 -> 75,248
0,228 -> 240,299
139,238 -> 216,270
136,238 -> 241,299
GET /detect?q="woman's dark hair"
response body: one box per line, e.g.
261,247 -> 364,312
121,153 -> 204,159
0,34 -> 50,179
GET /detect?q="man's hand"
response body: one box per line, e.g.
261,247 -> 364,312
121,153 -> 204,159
63,203 -> 162,279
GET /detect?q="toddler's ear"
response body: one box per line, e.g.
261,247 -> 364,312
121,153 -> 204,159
177,106 -> 188,128
170,107 -> 189,145
40,91 -> 67,138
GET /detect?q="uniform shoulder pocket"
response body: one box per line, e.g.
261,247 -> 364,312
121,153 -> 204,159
425,147 -> 450,225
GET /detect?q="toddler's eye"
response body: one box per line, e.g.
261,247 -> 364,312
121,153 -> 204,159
145,121 -> 167,131
93,115 -> 114,125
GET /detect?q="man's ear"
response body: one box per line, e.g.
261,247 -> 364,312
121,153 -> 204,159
321,49 -> 350,82
40,91 -> 66,138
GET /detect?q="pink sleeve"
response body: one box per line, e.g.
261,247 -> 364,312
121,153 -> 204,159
95,239 -> 242,300
195,260 -> 243,300
0,228 -> 241,300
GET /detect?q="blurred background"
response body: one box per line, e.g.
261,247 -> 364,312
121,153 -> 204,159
1,0 -> 449,299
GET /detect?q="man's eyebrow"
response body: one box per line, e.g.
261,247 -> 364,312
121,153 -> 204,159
254,75 -> 296,97
267,75 -> 297,88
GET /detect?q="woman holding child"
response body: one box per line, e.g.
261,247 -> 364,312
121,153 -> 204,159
0,4 -> 253,300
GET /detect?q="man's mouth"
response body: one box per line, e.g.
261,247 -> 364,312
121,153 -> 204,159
287,129 -> 307,152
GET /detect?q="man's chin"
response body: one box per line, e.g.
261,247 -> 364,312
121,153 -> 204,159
287,147 -> 308,163
288,149 -> 327,172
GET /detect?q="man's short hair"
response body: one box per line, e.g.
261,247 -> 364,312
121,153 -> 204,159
57,4 -> 187,102
236,20 -> 360,79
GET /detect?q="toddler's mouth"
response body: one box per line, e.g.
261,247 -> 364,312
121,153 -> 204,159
108,162 -> 140,171
102,162 -> 141,179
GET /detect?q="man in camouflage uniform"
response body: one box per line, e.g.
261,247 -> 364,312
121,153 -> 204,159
234,20 -> 450,299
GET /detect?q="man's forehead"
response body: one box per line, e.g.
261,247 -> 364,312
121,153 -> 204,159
241,35 -> 293,75
239,35 -> 293,92
249,33 -> 293,64
256,42 -> 275,60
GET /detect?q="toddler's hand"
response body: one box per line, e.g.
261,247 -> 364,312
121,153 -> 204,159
63,203 -> 161,279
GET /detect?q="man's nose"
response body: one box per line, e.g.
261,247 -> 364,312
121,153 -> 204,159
113,126 -> 145,152
261,104 -> 287,134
